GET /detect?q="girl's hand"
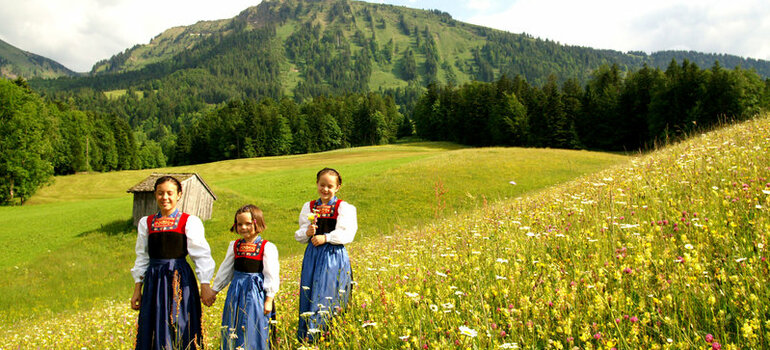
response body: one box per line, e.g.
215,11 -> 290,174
264,296 -> 274,315
305,223 -> 316,237
310,234 -> 327,246
131,282 -> 142,310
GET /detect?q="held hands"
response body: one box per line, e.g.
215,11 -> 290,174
264,296 -> 274,315
130,282 -> 143,310
200,283 -> 217,307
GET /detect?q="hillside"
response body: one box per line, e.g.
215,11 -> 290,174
32,0 -> 770,95
2,113 -> 767,348
0,38 -> 75,79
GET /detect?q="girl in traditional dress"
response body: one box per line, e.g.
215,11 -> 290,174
294,168 -> 358,342
130,175 -> 216,350
212,205 -> 279,350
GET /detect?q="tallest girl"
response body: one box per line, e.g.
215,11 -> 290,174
294,168 -> 358,342
130,175 -> 216,350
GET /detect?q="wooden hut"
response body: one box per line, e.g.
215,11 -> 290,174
127,173 -> 217,226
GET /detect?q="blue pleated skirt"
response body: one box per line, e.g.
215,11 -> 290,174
296,243 -> 352,342
136,258 -> 202,350
221,271 -> 272,350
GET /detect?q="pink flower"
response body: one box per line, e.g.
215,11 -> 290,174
594,332 -> 602,340
712,342 -> 721,350
705,333 -> 714,343
567,337 -> 574,342
630,316 -> 639,323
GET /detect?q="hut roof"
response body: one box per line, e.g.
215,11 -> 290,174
126,173 -> 217,200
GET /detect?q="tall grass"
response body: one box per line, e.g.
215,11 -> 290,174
6,114 -> 763,349
0,142 -> 625,333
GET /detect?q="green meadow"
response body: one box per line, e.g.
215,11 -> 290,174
0,142 -> 626,328
4,116 -> 770,349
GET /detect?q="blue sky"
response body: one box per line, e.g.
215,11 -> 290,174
0,0 -> 768,72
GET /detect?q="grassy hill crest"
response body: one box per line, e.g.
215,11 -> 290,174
0,38 -> 76,79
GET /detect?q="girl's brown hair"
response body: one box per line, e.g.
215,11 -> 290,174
154,175 -> 182,193
316,167 -> 342,185
230,204 -> 267,233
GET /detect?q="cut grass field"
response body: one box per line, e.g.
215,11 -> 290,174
0,142 -> 627,330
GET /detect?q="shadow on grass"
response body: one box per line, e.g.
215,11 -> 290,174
392,140 -> 465,150
78,218 -> 134,237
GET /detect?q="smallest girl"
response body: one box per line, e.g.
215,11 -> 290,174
212,205 -> 279,350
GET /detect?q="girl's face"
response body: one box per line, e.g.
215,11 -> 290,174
154,181 -> 181,215
235,212 -> 258,240
316,173 -> 341,203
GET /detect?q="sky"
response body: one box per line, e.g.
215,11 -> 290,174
0,0 -> 768,72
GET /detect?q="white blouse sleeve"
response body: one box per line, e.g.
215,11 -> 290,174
185,215 -> 216,284
263,241 -> 280,297
326,202 -> 358,245
211,241 -> 236,292
131,217 -> 150,283
294,202 -> 312,243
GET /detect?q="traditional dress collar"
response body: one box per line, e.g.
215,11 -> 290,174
315,196 -> 338,207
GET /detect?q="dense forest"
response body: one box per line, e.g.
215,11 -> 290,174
0,76 -> 404,204
413,60 -> 770,151
4,0 -> 770,204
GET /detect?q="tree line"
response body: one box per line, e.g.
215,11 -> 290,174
0,76 -> 404,204
412,60 -> 770,151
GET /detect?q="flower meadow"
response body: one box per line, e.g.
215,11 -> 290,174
2,116 -> 770,349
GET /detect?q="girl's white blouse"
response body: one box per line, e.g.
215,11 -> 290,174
211,240 -> 280,297
131,215 -> 216,284
294,201 -> 357,245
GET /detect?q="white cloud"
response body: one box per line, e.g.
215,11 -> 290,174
465,0 -> 770,61
1,0 -> 769,73
0,0 -> 259,72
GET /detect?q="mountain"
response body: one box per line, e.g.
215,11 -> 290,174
0,39 -> 76,79
29,0 -> 770,105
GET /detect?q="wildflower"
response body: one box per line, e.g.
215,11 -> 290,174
435,271 -> 448,277
459,326 -> 478,337
302,286 -> 310,290
499,343 -> 519,349
630,316 -> 639,323
594,332 -> 602,340
405,292 -> 419,298
509,181 -> 517,185
496,258 -> 509,263
495,275 -> 507,280
685,244 -> 694,250
307,328 -> 322,334
705,334 -> 714,343
712,342 -> 722,350
735,257 -> 747,263
399,335 -> 409,341
362,322 -> 377,328
300,311 -> 315,317
429,304 -> 439,312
